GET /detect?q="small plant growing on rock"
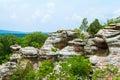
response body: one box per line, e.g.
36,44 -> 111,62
51,46 -> 58,52
92,64 -> 118,80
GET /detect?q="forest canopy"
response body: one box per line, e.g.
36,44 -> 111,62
0,32 -> 48,64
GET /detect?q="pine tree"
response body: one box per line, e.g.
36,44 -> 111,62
80,18 -> 88,32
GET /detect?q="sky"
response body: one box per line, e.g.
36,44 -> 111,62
0,0 -> 120,32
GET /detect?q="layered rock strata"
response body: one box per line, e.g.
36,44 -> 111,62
90,23 -> 120,71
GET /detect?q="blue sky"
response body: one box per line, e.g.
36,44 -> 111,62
0,0 -> 120,32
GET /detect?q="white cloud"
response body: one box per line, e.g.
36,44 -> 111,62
41,14 -> 52,23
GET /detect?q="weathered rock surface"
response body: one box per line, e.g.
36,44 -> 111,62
39,30 -> 81,56
96,24 -> 120,54
58,46 -> 79,56
0,62 -> 17,80
90,23 -> 120,71
10,54 -> 21,62
51,30 -> 78,49
0,46 -> 40,80
10,44 -> 21,52
1,23 -> 120,79
20,47 -> 38,58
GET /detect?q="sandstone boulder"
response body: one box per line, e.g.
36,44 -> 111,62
0,62 -> 17,80
10,54 -> 21,62
20,47 -> 38,58
10,44 -> 21,52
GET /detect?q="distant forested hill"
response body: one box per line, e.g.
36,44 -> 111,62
0,30 -> 27,37
0,30 -> 49,37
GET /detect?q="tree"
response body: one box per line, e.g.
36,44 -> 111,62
74,28 -> 85,40
106,16 -> 120,25
21,32 -> 48,48
87,19 -> 103,36
0,35 -> 19,64
80,18 -> 88,32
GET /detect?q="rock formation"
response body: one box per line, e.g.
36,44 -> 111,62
0,62 -> 17,80
96,23 -> 120,54
90,23 -> 120,71
1,23 -> 120,79
10,44 -> 21,53
39,30 -> 84,57
0,46 -> 40,80
20,47 -> 38,58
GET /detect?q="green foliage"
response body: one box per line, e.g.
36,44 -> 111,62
107,64 -> 118,75
60,56 -> 92,79
51,46 -> 58,52
87,19 -> 103,36
37,60 -> 54,79
92,64 -> 118,80
80,18 -> 89,32
10,62 -> 36,80
106,16 -> 120,25
114,74 -> 120,80
21,32 -> 48,48
0,35 -> 18,64
75,18 -> 88,40
47,56 -> 92,80
0,32 -> 48,64
10,60 -> 54,80
92,68 -> 106,80
74,28 -> 85,40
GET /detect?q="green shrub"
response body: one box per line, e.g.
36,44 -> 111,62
74,28 -> 85,40
21,32 -> 48,48
0,35 -> 18,64
51,47 -> 58,52
10,62 -> 36,80
60,56 -> 92,79
106,16 -> 120,26
92,64 -> 118,80
37,60 -> 54,79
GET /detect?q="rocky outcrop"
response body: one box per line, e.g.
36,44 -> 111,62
10,44 -> 21,53
10,54 -> 21,62
39,30 -> 84,62
84,35 -> 109,55
0,62 -> 17,80
39,30 -> 82,56
20,47 -> 38,58
1,23 -> 120,79
90,23 -> 120,71
96,23 -> 120,54
51,30 -> 78,49
0,46 -> 40,80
